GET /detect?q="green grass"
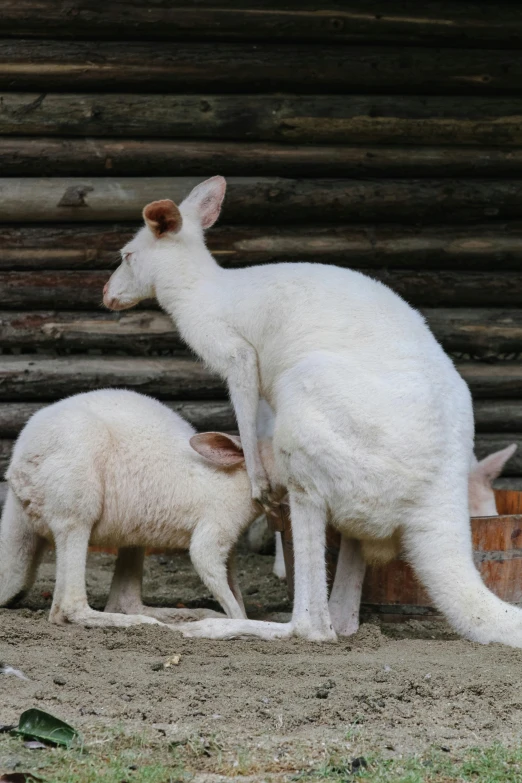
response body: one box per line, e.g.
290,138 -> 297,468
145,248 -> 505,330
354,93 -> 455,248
2,731 -> 522,782
299,745 -> 522,783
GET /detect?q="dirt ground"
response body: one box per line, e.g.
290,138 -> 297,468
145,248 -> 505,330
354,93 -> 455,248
2,546 -> 522,775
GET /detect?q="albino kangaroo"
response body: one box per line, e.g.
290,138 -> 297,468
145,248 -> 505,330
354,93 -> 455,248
0,389 -> 278,628
104,176 -> 522,647
254,400 -> 516,582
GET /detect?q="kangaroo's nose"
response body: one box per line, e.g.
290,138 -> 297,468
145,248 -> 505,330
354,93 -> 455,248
103,282 -> 109,296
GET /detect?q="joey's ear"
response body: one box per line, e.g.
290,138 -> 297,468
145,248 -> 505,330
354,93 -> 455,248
143,199 -> 182,237
182,175 -> 226,229
473,444 -> 517,484
190,432 -> 244,466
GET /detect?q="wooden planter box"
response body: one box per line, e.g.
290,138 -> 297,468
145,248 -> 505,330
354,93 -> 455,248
268,489 -> 522,620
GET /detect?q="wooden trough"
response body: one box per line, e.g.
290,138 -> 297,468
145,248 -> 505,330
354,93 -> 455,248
266,489 -> 522,620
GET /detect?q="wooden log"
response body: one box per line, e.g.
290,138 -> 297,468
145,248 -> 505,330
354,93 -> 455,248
2,2 -> 522,47
3,223 -> 522,272
0,356 -> 224,401
3,269 -> 522,309
0,398 -> 519,441
0,399 -> 519,440
4,177 -> 522,224
0,400 -> 235,438
2,435 -> 522,478
4,308 -> 522,358
422,309 -> 522,358
459,363 -> 522,399
474,401 -> 522,433
6,138 -> 522,178
0,355 -> 520,401
2,40 -> 522,94
3,93 -> 522,146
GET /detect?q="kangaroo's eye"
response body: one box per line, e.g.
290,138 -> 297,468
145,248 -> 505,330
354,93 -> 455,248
122,252 -> 133,263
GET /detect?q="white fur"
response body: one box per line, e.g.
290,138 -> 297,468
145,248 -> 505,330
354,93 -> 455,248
104,176 -> 522,647
0,389 -> 272,628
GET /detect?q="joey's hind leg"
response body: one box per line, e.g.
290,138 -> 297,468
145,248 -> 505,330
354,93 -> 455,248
328,537 -> 366,637
181,490 -> 336,641
190,519 -> 247,619
50,527 -> 162,628
105,547 -> 224,622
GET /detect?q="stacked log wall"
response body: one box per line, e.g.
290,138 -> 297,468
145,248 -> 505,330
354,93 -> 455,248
1,2 -> 522,485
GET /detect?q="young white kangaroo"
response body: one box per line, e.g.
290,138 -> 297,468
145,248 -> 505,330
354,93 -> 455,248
0,389 -> 278,628
104,176 -> 522,647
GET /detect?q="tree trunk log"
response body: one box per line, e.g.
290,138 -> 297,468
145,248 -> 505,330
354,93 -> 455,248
0,398 -> 518,438
4,308 -> 522,358
4,138 -> 522,178
3,177 -> 522,224
0,400 -> 235,438
2,224 -> 522,271
0,356 -> 520,401
3,94 -> 522,145
2,40 -> 522,94
2,269 -> 522,309
0,356 -> 224,401
2,2 -> 522,47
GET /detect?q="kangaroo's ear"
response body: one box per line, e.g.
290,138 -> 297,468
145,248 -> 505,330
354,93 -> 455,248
473,443 -> 517,484
143,199 -> 182,237
190,432 -> 244,466
181,176 -> 226,229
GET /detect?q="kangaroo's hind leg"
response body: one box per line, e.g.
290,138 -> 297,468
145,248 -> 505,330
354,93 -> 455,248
328,537 -> 366,637
105,547 -> 224,622
50,526 -> 162,628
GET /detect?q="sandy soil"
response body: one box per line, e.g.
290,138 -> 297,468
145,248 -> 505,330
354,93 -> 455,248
2,547 -> 522,766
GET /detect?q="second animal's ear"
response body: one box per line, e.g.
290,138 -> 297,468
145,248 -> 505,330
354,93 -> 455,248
190,432 -> 244,466
182,176 -> 226,229
143,199 -> 182,237
473,443 -> 517,484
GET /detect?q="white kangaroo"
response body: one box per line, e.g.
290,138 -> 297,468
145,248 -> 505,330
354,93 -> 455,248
0,389 -> 278,628
253,401 -> 517,583
104,176 -> 522,647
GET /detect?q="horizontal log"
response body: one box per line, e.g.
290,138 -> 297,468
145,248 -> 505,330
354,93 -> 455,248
0,356 -> 224,401
4,177 -> 522,224
422,309 -> 522,358
459,364 -> 522,399
0,356 -> 520,401
474,401 -> 522,433
5,308 -> 522,358
3,94 -> 522,146
0,432 -> 521,477
3,2 -> 522,47
3,269 -> 522,310
3,223 -> 522,272
0,400 -> 236,438
0,399 -> 519,438
2,40 -> 522,94
7,138 -> 522,178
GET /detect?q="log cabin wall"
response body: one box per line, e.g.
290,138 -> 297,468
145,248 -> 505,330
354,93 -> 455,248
1,1 -> 522,486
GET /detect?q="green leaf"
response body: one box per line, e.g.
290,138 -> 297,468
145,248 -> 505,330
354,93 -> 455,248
13,708 -> 79,748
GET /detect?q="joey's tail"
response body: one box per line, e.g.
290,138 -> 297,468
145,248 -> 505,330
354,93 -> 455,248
0,488 -> 46,606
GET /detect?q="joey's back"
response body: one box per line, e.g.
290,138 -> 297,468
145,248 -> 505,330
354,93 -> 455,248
8,390 -> 255,549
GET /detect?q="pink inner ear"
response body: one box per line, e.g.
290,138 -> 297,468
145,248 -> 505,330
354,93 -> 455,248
190,432 -> 244,466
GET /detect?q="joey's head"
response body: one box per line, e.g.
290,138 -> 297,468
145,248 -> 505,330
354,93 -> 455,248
103,176 -> 227,311
469,444 -> 517,516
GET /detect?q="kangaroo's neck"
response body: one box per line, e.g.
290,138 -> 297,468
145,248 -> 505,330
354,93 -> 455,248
155,241 -> 222,319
